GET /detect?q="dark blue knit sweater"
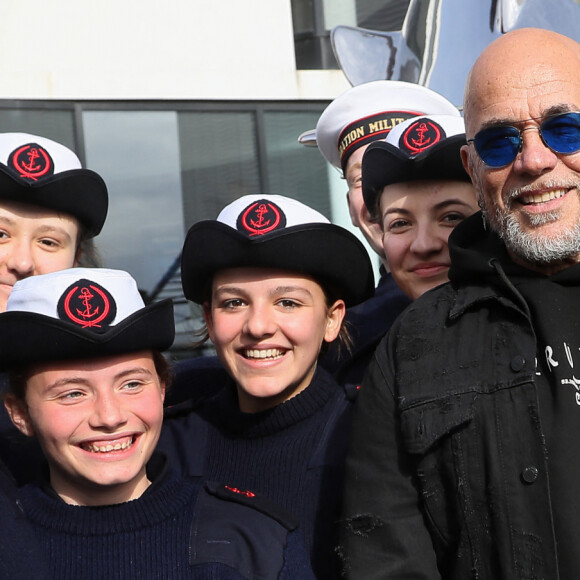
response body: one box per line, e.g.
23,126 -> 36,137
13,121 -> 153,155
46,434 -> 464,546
18,458 -> 315,580
0,461 -> 50,579
159,367 -> 353,579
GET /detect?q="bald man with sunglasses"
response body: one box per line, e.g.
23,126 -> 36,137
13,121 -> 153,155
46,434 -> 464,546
340,28 -> 580,580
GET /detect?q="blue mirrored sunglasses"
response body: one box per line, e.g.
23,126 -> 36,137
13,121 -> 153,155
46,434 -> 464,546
467,111 -> 580,167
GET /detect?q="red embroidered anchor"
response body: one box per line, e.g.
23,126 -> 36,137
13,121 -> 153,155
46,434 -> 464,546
61,283 -> 112,329
250,204 -> 271,229
20,148 -> 41,173
76,287 -> 100,320
401,119 -> 444,155
410,123 -> 432,149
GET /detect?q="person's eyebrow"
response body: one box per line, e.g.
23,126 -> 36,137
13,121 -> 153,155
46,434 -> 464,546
43,377 -> 90,393
43,367 -> 154,392
0,215 -> 16,227
113,367 -> 155,382
34,224 -> 74,240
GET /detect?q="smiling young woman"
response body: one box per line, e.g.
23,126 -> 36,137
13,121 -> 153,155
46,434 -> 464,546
205,267 -> 345,413
362,114 -> 479,300
378,180 -> 478,299
7,351 -> 167,507
159,194 -> 374,579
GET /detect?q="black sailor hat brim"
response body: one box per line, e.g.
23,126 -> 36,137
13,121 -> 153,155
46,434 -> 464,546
0,299 -> 174,371
0,165 -> 109,238
362,133 -> 469,212
181,221 -> 375,307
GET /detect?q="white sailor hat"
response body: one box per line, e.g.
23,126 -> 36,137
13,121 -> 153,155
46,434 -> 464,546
362,114 -> 470,213
0,133 -> 108,237
180,194 -> 375,307
311,80 -> 460,172
0,268 -> 174,369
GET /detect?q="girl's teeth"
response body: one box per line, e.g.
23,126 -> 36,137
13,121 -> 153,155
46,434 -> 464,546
244,349 -> 283,360
83,438 -> 133,453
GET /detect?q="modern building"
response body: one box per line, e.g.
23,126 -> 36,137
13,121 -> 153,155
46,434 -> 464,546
2,0 -> 576,355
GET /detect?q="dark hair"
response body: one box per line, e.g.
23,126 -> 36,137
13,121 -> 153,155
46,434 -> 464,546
76,238 -> 102,268
7,350 -> 173,404
152,350 -> 173,389
369,186 -> 384,225
75,223 -> 103,268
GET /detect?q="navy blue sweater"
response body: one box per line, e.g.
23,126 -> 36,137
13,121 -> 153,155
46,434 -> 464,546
159,367 -> 353,579
18,457 -> 315,580
0,461 -> 50,579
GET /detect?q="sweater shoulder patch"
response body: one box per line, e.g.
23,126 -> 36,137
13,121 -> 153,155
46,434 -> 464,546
204,481 -> 298,530
190,482 -> 300,578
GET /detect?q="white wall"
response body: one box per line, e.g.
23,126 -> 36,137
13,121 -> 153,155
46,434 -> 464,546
0,0 -> 349,100
0,0 -> 364,275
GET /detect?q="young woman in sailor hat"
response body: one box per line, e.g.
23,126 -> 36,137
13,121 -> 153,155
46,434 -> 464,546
159,194 -> 374,579
362,114 -> 479,300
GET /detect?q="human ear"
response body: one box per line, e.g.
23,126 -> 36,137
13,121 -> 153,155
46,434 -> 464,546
460,144 -> 477,185
4,396 -> 35,437
346,191 -> 356,224
324,299 -> 346,343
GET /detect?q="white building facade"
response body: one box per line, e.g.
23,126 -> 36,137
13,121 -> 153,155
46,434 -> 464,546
3,0 -> 575,351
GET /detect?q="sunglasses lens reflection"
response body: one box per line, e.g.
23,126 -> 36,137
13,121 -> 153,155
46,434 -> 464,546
474,112 -> 580,167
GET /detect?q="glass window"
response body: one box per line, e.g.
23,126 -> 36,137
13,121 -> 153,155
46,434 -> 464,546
323,0 -> 356,28
292,0 -> 411,69
82,110 -> 200,356
177,111 -> 261,228
292,0 -> 316,33
82,110 -> 184,298
263,110 -> 330,217
292,0 -> 338,69
0,108 -> 76,153
356,0 -> 410,30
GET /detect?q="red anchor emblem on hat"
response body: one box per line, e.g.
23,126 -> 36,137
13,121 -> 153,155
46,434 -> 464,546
250,204 -> 271,229
400,119 -> 445,155
410,123 -> 432,148
58,279 -> 117,330
64,285 -> 110,328
76,287 -> 100,321
237,199 -> 287,237
8,143 -> 54,181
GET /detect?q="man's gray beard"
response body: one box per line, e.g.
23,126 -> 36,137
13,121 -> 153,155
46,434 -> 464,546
484,205 -> 580,265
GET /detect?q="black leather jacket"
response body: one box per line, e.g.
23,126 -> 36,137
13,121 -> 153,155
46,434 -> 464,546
340,213 -> 560,579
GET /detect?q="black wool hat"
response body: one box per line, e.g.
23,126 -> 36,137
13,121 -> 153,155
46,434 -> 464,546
0,268 -> 174,371
362,114 -> 470,214
0,133 -> 108,237
180,194 -> 375,307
